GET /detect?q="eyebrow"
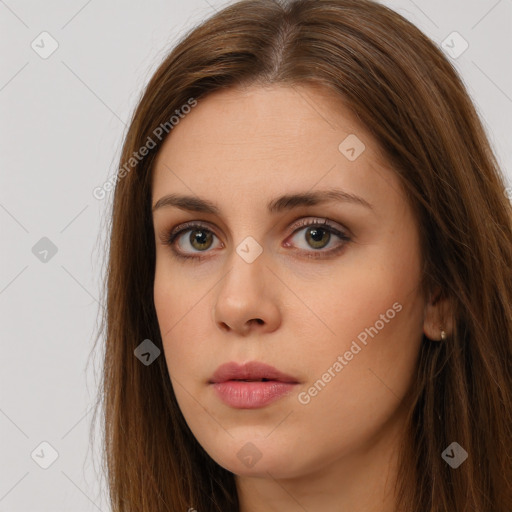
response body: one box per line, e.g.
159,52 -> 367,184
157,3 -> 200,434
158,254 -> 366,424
152,188 -> 373,214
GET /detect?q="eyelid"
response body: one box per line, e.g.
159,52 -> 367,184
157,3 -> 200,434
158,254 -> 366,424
165,217 -> 349,240
288,217 -> 348,236
165,220 -> 219,242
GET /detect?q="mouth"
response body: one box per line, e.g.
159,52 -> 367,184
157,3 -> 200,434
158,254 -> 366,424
209,361 -> 299,409
209,361 -> 299,384
230,378 -> 272,381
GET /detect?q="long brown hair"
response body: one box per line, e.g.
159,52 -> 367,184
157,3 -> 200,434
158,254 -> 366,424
91,0 -> 512,510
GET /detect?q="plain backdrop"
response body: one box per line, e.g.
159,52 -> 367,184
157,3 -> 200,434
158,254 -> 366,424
1,0 -> 511,510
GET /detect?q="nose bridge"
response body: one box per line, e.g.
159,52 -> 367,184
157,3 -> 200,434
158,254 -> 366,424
211,231 -> 281,333
220,204 -> 268,280
222,234 -> 267,297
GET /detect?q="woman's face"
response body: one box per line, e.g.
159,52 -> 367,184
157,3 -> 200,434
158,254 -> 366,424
151,84 -> 426,479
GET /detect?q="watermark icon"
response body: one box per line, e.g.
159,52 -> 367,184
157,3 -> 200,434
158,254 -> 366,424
93,97 -> 198,200
32,237 -> 58,263
134,339 -> 161,366
442,441 -> 468,469
237,442 -> 263,468
441,31 -> 469,60
31,441 -> 59,469
236,236 -> 263,263
297,301 -> 403,405
31,31 -> 59,59
338,134 -> 365,161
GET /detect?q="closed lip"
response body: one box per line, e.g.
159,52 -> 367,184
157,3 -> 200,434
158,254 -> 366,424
209,361 -> 299,384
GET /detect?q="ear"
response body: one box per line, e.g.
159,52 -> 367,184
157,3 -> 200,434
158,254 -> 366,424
423,286 -> 454,341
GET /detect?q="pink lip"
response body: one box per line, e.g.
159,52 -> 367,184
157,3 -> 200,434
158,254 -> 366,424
209,361 -> 299,409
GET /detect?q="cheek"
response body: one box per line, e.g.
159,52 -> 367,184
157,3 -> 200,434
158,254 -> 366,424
293,259 -> 420,357
294,288 -> 422,407
291,238 -> 424,402
154,265 -> 191,368
154,274 -> 224,453
153,256 -> 197,334
153,264 -> 216,384
283,277 -> 423,473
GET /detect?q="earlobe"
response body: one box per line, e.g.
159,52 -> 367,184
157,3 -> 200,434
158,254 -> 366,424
422,287 -> 454,341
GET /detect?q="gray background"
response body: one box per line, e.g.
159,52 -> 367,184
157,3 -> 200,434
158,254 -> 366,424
1,0 -> 511,510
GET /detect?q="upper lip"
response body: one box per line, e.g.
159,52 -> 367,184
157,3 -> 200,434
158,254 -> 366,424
209,361 -> 299,384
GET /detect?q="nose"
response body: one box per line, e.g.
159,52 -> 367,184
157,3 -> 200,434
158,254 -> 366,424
212,247 -> 281,336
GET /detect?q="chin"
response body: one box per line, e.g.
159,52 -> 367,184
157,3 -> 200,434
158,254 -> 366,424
203,436 -> 309,479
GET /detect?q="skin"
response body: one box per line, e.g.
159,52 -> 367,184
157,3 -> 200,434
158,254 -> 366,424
151,84 -> 452,512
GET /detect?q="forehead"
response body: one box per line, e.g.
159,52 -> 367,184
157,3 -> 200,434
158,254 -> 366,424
156,83 -> 367,158
151,84 -> 400,215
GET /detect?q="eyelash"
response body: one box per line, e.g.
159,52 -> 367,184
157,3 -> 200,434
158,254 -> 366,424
162,218 -> 351,261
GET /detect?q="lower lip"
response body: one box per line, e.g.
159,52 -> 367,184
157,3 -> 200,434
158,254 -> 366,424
211,381 -> 297,408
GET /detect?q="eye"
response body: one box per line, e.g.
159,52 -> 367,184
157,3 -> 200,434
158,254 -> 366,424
161,218 -> 351,261
163,222 -> 222,260
285,218 -> 351,259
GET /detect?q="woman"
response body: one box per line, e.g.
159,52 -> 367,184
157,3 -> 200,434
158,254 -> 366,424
93,0 -> 512,510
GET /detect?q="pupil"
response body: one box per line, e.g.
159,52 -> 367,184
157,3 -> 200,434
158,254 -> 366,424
307,227 -> 329,248
195,231 -> 207,243
191,230 -> 211,250
310,228 -> 322,241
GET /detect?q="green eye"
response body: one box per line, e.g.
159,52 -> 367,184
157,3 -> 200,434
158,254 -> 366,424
165,218 -> 350,261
